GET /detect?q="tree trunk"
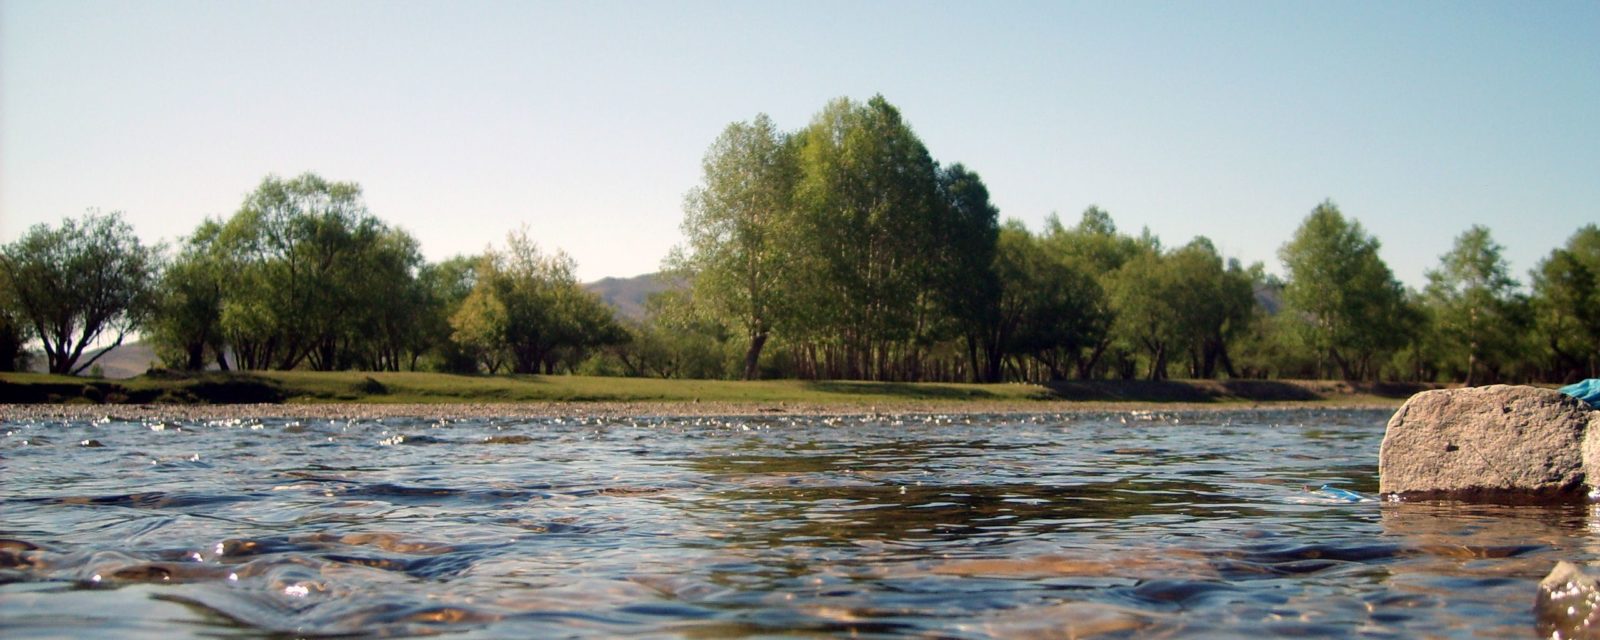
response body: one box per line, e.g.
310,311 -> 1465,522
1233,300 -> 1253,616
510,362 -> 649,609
742,331 -> 769,380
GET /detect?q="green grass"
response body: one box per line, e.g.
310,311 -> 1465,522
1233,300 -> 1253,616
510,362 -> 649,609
1,370 -> 1425,408
254,370 -> 1054,405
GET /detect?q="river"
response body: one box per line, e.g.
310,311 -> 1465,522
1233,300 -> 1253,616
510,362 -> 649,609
1,409 -> 1590,637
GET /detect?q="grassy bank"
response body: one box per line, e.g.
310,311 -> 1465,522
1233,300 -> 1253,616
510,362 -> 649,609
0,370 -> 1436,409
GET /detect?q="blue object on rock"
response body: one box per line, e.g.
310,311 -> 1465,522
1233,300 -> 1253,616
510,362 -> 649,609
1559,379 -> 1600,409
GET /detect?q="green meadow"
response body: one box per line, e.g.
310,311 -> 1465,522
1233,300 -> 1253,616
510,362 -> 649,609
0,371 -> 1425,409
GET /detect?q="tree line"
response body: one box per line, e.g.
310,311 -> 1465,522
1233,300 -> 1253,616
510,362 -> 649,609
1,95 -> 1595,384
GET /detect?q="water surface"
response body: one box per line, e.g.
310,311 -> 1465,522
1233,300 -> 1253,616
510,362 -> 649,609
1,409 -> 1590,637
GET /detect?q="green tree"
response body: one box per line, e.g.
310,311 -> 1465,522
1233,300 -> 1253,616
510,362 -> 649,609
788,95 -> 947,380
1108,248 -> 1189,380
216,173 -> 373,369
212,173 -> 425,371
1164,238 -> 1256,379
620,290 -> 734,379
1278,200 -> 1409,380
1038,207 -> 1140,378
417,255 -> 481,372
983,221 -> 1105,382
452,230 -> 624,375
148,219 -> 229,370
1530,225 -> 1600,381
339,226 -> 427,371
672,113 -> 798,380
0,210 -> 159,375
0,287 -> 31,372
935,164 -> 1003,381
1425,225 -> 1526,385
449,269 -> 510,374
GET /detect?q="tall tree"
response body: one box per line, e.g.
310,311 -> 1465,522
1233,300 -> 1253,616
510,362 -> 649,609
212,172 -> 424,371
0,283 -> 32,372
789,95 -> 945,380
983,221 -> 1104,382
0,210 -> 159,375
1278,201 -> 1409,380
417,255 -> 482,373
1108,249 -> 1188,380
1164,238 -> 1256,379
672,113 -> 798,380
1425,225 -> 1525,385
935,163 -> 1002,381
217,173 -> 373,369
1038,207 -> 1139,378
1530,225 -> 1600,380
148,219 -> 229,370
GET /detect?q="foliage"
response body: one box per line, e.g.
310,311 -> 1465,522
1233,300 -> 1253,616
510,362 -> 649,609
148,219 -> 229,370
786,96 -> 948,380
13,122 -> 1595,387
1424,225 -> 1527,385
417,255 -> 483,373
672,113 -> 798,379
0,210 -> 159,375
208,173 -> 427,371
1530,225 -> 1600,381
1277,201 -> 1410,380
0,286 -> 32,372
979,221 -> 1105,382
451,230 -> 625,375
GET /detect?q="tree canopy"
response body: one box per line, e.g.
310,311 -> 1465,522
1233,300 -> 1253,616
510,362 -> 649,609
1278,201 -> 1410,380
0,210 -> 159,375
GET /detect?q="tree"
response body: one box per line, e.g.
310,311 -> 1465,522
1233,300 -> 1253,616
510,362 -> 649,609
1164,238 -> 1256,379
981,221 -> 1104,382
0,210 -> 159,375
0,289 -> 31,372
148,219 -> 229,370
788,95 -> 947,380
672,113 -> 798,380
1530,225 -> 1600,381
1425,225 -> 1525,385
1108,249 -> 1187,380
1278,201 -> 1409,380
1038,207 -> 1141,378
935,164 -> 1002,381
449,266 -> 511,374
451,229 -> 623,375
417,255 -> 482,372
211,173 -> 424,371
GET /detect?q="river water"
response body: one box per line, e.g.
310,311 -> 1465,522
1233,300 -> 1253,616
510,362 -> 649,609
0,409 -> 1592,638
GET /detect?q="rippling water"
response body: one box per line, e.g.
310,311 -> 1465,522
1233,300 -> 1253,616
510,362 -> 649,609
1,409 -> 1593,638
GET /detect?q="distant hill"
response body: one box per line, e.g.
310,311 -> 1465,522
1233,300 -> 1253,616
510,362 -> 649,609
585,272 -> 677,321
27,340 -> 158,379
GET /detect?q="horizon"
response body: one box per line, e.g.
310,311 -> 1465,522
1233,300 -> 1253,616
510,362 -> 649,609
2,1 -> 1596,287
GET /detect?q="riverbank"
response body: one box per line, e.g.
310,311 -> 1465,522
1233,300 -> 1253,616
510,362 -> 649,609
0,371 -> 1437,420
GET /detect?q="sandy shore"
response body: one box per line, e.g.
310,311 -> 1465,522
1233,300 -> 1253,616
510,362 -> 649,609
0,399 -> 1398,422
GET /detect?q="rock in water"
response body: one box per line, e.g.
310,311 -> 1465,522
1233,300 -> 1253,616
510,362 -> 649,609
1378,385 -> 1591,501
1537,561 -> 1600,639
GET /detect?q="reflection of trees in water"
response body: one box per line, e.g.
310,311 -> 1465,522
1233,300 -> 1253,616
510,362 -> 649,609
676,464 -> 1251,552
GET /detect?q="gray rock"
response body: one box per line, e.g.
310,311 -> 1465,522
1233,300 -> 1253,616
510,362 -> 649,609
1536,561 -> 1600,639
1378,385 -> 1592,501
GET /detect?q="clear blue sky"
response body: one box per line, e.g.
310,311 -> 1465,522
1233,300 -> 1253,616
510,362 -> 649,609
2,0 -> 1595,286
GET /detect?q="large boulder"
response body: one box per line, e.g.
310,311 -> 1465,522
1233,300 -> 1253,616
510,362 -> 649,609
1379,385 -> 1593,501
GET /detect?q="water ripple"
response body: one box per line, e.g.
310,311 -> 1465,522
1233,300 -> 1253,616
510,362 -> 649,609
0,409 -> 1589,637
